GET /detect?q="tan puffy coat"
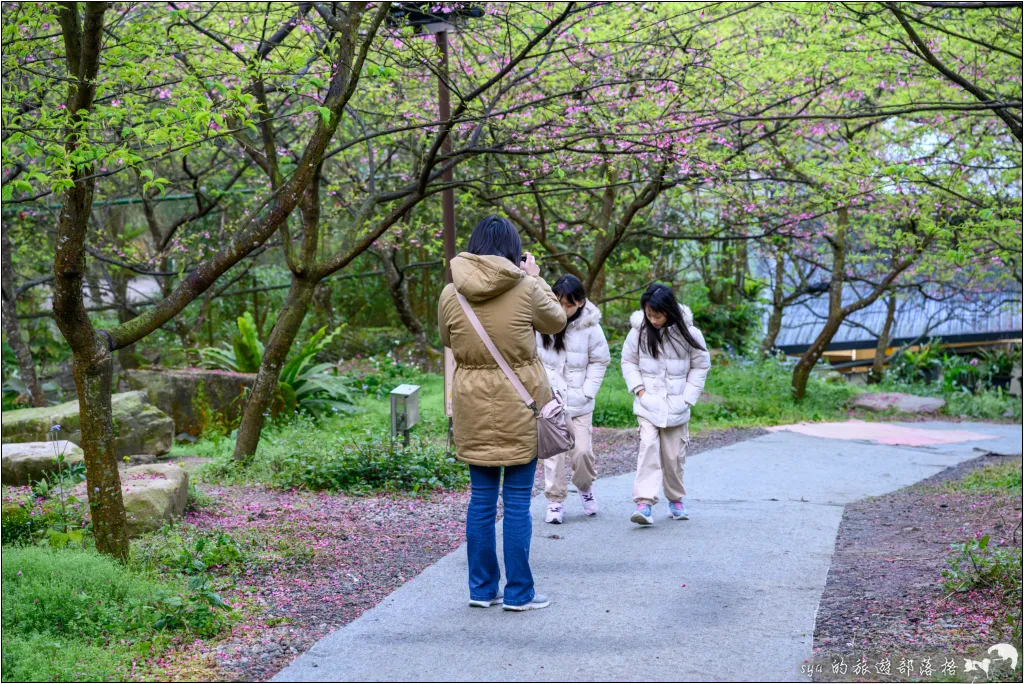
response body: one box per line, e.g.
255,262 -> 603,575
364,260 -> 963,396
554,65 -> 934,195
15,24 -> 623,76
438,253 -> 567,467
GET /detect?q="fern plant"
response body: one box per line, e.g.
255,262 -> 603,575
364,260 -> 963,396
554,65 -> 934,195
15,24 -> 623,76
198,318 -> 356,417
198,312 -> 263,373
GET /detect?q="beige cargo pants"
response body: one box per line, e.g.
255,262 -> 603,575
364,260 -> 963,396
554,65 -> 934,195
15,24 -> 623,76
632,417 -> 689,505
543,412 -> 598,502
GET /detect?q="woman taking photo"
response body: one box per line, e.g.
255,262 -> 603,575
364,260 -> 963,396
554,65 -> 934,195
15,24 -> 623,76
438,215 -> 566,611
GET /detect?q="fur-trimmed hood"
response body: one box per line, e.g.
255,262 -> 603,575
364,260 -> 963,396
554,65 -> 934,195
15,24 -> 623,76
566,299 -> 602,332
629,304 -> 694,331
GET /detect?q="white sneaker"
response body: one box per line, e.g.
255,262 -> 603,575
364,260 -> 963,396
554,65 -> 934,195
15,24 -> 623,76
545,502 -> 564,524
468,592 -> 503,608
503,593 -> 550,611
578,487 -> 598,516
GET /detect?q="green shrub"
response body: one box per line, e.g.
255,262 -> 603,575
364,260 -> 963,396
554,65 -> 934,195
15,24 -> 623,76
330,326 -> 412,360
941,535 -> 1023,644
132,525 -> 247,577
1,489 -> 87,548
890,343 -> 943,385
946,388 -> 1021,420
347,352 -> 424,399
206,416 -> 467,493
979,344 -> 1021,387
2,498 -> 55,546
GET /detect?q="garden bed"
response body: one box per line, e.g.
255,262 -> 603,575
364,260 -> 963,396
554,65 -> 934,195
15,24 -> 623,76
811,453 -> 1023,682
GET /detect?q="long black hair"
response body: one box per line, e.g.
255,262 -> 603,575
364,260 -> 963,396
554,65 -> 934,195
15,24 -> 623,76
466,215 -> 522,265
541,274 -> 587,352
638,283 -> 706,359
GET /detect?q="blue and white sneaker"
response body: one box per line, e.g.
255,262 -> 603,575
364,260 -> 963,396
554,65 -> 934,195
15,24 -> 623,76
668,500 -> 689,520
468,592 -> 503,608
630,503 -> 654,526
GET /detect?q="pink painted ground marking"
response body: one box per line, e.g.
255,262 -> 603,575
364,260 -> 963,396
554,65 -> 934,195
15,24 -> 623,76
765,419 -> 996,447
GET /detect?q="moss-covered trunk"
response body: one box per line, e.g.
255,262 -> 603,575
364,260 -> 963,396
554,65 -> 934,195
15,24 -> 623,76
71,338 -> 129,560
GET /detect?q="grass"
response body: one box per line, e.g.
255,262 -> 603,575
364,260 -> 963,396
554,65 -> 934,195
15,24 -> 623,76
594,351 -> 860,431
179,352 -> 1017,491
946,462 -> 1023,495
184,370 -> 461,492
1,546 -> 210,682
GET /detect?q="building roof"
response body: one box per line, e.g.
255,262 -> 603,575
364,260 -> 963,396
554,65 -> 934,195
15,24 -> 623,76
773,290 -> 1023,353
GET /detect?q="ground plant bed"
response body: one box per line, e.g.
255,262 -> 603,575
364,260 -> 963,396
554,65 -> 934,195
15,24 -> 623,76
810,453 -> 1023,683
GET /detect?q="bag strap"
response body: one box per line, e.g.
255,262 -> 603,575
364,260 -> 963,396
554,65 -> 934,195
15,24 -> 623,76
456,292 -> 537,411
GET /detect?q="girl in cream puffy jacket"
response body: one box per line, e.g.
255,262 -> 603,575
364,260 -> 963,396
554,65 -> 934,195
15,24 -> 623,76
535,275 -> 610,523
621,283 -> 711,526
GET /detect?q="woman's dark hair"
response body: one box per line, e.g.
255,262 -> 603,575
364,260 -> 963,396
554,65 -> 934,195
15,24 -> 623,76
638,283 -> 706,359
541,274 -> 587,352
466,215 -> 522,265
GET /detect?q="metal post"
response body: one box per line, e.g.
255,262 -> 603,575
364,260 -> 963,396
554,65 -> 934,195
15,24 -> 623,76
436,29 -> 456,285
437,29 -> 458,431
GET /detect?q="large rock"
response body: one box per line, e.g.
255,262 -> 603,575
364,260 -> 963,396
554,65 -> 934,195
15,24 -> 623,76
73,463 -> 189,537
1,391 -> 174,458
122,368 -> 278,436
850,392 -> 946,414
1,441 -> 85,486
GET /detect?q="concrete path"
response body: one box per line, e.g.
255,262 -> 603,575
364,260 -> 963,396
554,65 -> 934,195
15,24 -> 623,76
273,421 -> 1021,683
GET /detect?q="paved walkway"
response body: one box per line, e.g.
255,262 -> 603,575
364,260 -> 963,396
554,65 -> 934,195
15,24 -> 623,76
273,421 -> 1022,682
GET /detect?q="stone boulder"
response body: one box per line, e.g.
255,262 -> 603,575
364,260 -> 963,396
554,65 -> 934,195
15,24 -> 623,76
122,368 -> 261,437
73,463 -> 189,537
850,392 -> 946,414
1,391 -> 174,458
1,441 -> 85,486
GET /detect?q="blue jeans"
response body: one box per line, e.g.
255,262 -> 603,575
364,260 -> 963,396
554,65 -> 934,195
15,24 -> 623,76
467,459 -> 537,607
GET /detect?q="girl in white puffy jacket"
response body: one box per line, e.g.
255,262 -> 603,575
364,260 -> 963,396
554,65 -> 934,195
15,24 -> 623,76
621,283 -> 711,526
536,274 -> 611,524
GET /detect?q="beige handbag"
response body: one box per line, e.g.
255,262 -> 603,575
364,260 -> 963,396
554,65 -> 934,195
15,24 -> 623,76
456,293 -> 574,460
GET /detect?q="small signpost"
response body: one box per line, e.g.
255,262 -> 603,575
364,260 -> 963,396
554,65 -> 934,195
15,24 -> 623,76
390,384 -> 421,445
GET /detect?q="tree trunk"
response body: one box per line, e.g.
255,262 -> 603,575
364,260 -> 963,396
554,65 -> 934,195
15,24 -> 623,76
792,208 -> 847,401
377,247 -> 429,364
1,234 -> 47,407
72,338 -> 129,559
869,293 -> 897,384
760,254 -> 786,356
51,2 -> 128,560
791,314 -> 845,401
232,277 -> 316,461
588,264 -> 606,305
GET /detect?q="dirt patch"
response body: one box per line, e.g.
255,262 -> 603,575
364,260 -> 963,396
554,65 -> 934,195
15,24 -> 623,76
810,452 -> 1023,682
160,485 -> 469,681
533,425 -> 769,497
